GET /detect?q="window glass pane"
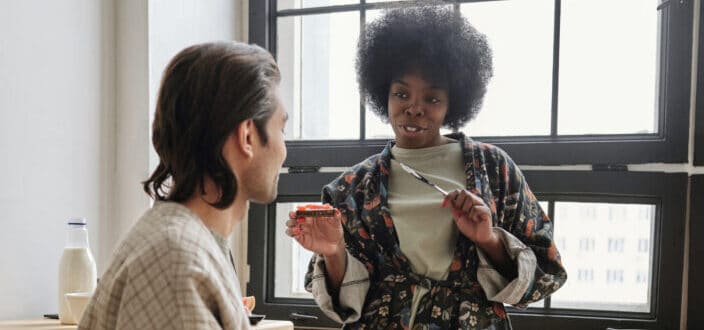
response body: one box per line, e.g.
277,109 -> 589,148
364,9 -> 392,139
550,202 -> 654,312
460,0 -> 554,137
277,0 -> 358,11
274,202 -> 315,299
558,0 -> 659,135
278,12 -> 360,140
366,110 -> 393,139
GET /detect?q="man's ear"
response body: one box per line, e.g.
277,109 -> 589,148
234,119 -> 255,159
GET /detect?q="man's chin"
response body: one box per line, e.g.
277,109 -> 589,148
249,193 -> 277,205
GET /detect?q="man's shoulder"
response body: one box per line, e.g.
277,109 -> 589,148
112,203 -> 214,266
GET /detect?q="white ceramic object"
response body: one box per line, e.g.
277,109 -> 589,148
64,292 -> 92,324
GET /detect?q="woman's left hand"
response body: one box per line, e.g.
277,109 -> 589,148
443,189 -> 496,246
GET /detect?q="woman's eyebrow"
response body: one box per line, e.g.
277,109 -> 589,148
391,79 -> 444,91
391,79 -> 408,86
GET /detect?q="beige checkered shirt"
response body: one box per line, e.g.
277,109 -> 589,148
79,202 -> 251,329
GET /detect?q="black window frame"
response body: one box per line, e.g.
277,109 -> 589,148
247,0 -> 695,328
249,0 -> 694,166
695,2 -> 704,166
687,175 -> 703,329
248,171 -> 687,329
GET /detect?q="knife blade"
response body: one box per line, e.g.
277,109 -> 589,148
397,161 -> 448,196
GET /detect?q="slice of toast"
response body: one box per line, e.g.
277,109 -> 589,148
295,204 -> 336,217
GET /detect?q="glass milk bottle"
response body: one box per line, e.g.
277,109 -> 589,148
58,217 -> 97,324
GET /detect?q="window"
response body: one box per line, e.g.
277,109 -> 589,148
547,201 -> 655,314
607,238 -> 625,253
252,0 -> 691,167
578,237 -> 594,252
249,171 -> 687,329
248,1 -> 693,329
606,269 -> 624,284
577,269 -> 593,282
247,172 -> 341,323
274,202 -> 315,299
508,171 -> 686,328
557,237 -> 566,251
580,206 -> 596,220
638,238 -> 650,253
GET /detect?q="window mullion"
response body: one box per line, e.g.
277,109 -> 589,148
269,0 -> 277,57
550,0 -> 561,137
360,1 -> 366,140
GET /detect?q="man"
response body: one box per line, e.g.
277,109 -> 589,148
80,41 -> 287,329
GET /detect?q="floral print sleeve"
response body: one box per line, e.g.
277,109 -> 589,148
476,144 -> 567,307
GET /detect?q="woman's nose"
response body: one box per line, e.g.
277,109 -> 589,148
404,102 -> 424,117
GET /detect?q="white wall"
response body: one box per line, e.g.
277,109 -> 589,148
149,0 -> 244,122
0,0 -> 114,319
109,0 -> 151,268
0,0 -> 247,320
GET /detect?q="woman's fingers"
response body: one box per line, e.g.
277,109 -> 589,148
285,226 -> 300,237
442,189 -> 489,223
449,207 -> 463,221
293,232 -> 306,246
453,189 -> 465,205
286,215 -> 338,236
461,198 -> 475,213
443,189 -> 462,208
446,189 -> 475,212
299,223 -> 314,235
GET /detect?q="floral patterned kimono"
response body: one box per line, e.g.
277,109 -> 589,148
305,133 -> 567,329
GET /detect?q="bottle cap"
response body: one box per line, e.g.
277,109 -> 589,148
67,217 -> 87,226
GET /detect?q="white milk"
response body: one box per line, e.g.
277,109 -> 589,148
58,247 -> 97,323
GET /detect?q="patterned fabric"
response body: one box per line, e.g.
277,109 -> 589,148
79,202 -> 251,330
305,133 -> 567,329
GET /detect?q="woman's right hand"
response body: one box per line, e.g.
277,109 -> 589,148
285,209 -> 345,257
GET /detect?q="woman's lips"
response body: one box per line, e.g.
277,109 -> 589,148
400,125 -> 426,136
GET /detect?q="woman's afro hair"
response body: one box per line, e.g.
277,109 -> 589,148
356,5 -> 493,130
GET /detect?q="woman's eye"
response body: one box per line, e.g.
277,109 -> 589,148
424,96 -> 441,104
393,91 -> 408,99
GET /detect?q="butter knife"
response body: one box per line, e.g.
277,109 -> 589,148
397,161 -> 448,196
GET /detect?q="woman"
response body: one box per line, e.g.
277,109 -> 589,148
286,6 -> 566,329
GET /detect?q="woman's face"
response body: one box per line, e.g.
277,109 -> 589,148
387,73 -> 449,149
